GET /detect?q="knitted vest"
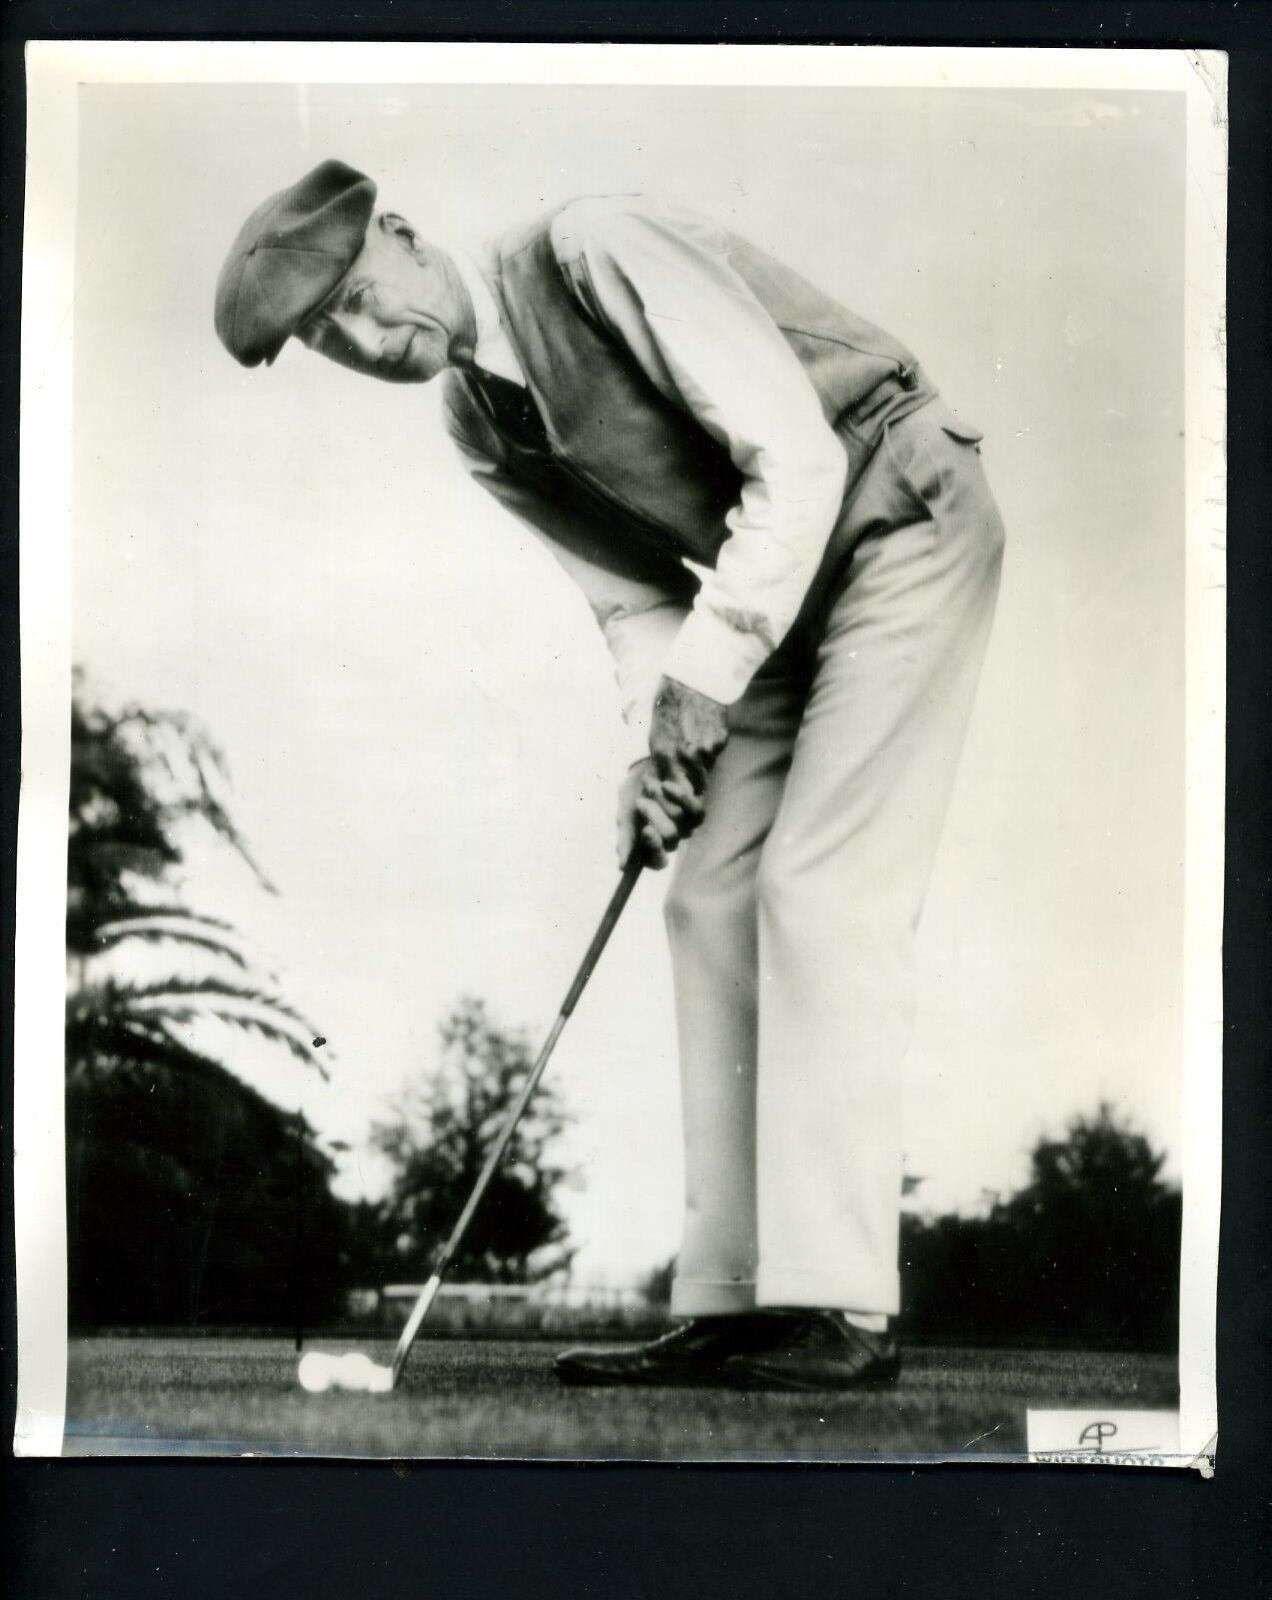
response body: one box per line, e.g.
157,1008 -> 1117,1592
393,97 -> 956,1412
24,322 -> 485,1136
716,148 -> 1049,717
447,204 -> 935,592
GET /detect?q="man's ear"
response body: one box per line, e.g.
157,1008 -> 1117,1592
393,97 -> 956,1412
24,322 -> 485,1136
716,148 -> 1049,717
380,212 -> 421,255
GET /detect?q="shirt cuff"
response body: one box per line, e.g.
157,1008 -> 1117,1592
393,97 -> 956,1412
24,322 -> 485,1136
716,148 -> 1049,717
661,606 -> 773,706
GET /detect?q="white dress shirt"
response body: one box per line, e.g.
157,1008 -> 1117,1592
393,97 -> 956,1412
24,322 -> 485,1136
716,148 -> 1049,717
449,197 -> 848,753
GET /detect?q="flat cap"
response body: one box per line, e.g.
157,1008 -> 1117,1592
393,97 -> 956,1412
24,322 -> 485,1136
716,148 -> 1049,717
215,159 -> 378,367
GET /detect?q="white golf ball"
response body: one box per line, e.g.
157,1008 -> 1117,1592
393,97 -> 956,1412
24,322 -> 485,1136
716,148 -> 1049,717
297,1352 -> 334,1394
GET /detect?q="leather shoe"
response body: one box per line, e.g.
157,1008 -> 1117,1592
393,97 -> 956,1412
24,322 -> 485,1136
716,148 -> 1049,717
554,1313 -> 794,1387
723,1311 -> 901,1392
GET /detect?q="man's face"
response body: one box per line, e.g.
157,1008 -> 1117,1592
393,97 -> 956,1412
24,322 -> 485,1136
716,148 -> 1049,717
297,213 -> 472,383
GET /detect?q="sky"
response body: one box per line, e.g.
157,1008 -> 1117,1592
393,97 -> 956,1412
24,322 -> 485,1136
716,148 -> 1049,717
69,82 -> 1186,1287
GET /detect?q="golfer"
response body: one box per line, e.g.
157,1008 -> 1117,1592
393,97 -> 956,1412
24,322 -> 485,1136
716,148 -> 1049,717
216,161 -> 1004,1391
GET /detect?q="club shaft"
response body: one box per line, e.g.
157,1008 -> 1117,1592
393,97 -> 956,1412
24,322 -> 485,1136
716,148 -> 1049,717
390,854 -> 643,1385
390,1275 -> 441,1385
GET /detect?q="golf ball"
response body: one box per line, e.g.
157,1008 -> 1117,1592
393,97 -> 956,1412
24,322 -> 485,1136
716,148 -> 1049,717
297,1352 -> 334,1394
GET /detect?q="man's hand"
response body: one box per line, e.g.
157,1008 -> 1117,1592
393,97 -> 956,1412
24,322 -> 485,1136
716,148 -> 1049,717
617,758 -> 706,870
649,676 -> 730,797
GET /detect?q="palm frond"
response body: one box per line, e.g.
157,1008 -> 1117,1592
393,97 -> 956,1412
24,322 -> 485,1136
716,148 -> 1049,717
125,990 -> 330,1076
111,974 -> 308,1022
71,970 -> 332,1076
91,913 -> 269,974
156,710 -> 279,895
72,681 -> 278,896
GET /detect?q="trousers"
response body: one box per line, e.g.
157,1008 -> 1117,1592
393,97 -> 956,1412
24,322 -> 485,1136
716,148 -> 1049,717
664,398 -> 1005,1319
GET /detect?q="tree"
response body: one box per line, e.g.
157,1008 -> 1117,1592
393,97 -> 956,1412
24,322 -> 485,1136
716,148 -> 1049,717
898,1103 -> 1182,1350
66,672 -> 341,1327
995,1102 -> 1182,1347
67,670 -> 319,1059
371,997 -> 576,1284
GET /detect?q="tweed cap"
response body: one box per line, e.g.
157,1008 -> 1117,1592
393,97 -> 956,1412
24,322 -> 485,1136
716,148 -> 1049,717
215,160 -> 378,367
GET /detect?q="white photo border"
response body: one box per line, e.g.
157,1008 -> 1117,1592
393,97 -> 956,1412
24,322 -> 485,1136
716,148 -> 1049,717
16,41 -> 1226,1463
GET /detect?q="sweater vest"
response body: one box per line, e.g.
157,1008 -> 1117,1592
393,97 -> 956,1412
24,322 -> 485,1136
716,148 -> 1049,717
451,205 -> 937,593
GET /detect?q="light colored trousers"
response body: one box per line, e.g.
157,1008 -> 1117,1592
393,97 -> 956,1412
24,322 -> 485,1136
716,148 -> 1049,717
665,398 -> 1005,1320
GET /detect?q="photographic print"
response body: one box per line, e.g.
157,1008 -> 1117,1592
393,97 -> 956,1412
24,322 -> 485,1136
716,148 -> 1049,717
15,43 -> 1225,1464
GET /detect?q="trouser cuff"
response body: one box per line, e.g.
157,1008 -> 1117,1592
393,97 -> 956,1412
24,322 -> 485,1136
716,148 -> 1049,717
669,1276 -> 758,1316
756,1264 -> 899,1319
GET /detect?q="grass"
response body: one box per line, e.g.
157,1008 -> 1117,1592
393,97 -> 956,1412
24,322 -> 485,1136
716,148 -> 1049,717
63,1335 -> 1178,1461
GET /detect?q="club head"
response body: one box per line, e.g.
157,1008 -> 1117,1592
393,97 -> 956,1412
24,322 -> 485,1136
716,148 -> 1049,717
297,1351 -> 394,1395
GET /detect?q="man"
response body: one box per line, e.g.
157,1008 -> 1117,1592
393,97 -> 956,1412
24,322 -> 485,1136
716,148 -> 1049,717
216,160 -> 1004,1391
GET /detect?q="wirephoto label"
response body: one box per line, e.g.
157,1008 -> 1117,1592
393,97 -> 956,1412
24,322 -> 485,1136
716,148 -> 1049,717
1027,1410 -> 1183,1466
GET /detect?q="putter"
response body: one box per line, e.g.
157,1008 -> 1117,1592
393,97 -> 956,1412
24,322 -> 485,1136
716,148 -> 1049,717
297,852 -> 644,1396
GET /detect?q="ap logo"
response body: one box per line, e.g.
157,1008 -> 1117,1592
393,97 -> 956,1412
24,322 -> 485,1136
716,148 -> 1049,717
1027,1410 -> 1180,1465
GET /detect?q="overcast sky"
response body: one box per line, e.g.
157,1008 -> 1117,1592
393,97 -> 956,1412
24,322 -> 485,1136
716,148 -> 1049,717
70,82 -> 1185,1286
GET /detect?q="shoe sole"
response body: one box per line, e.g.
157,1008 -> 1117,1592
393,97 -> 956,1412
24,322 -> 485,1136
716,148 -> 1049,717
554,1364 -> 740,1389
723,1362 -> 902,1394
555,1360 -> 901,1392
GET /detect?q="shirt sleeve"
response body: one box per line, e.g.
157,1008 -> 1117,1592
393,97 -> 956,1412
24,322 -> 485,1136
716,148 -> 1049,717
443,377 -> 689,764
553,197 -> 848,704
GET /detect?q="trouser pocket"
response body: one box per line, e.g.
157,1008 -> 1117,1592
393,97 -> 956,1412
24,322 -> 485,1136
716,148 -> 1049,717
930,397 -> 985,451
883,400 -> 989,525
881,415 -> 943,523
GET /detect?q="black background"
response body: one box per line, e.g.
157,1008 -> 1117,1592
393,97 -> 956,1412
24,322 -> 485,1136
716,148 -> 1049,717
2,5 -> 1267,1597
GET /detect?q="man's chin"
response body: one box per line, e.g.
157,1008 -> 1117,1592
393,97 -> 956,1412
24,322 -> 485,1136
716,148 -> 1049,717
378,362 -> 435,385
393,328 -> 448,384
381,333 -> 441,383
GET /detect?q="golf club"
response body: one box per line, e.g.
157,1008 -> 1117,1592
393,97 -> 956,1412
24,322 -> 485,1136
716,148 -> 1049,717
298,851 -> 644,1396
